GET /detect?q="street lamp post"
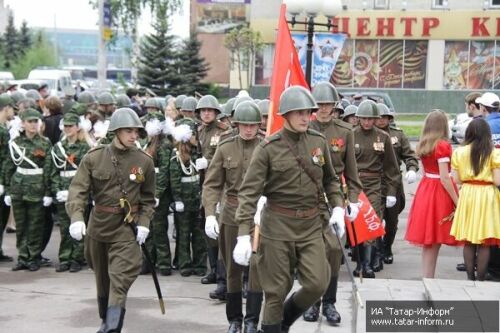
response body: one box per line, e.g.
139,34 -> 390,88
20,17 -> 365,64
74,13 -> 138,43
284,0 -> 343,87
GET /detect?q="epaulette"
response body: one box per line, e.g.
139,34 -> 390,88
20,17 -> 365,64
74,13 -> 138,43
220,128 -> 234,137
261,133 -> 281,146
216,121 -> 230,130
218,135 -> 237,147
87,145 -> 106,154
333,118 -> 353,130
197,124 -> 205,132
389,124 -> 402,131
307,128 -> 326,139
138,149 -> 153,159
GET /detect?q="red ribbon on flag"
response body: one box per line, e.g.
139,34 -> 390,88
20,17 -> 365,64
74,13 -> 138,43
345,192 -> 385,246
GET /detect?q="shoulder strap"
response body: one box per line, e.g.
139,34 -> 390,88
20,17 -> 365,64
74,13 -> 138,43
57,142 -> 78,169
9,141 -> 39,168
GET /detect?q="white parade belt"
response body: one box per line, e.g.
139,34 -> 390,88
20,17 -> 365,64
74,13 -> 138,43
181,175 -> 200,183
60,170 -> 77,178
16,167 -> 43,175
154,167 -> 159,174
425,173 -> 440,179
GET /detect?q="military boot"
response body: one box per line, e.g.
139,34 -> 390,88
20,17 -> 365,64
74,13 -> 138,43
352,245 -> 363,277
209,259 -> 227,301
302,301 -> 320,322
226,292 -> 243,333
362,245 -> 376,278
201,246 -> 218,284
322,277 -> 341,325
103,306 -> 125,333
96,296 -> 108,333
371,238 -> 384,272
281,294 -> 305,333
244,291 -> 263,333
383,230 -> 396,264
258,324 -> 281,333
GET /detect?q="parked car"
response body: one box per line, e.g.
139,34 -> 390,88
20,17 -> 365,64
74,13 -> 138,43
27,69 -> 72,97
0,71 -> 14,81
450,112 -> 473,143
338,91 -> 396,111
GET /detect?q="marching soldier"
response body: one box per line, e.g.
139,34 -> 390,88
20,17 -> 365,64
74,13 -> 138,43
115,94 -> 131,109
342,105 -> 359,126
352,100 -> 400,278
195,95 -> 230,295
97,92 -> 117,120
51,113 -> 91,272
233,86 -> 345,333
375,103 -> 418,264
304,82 -> 362,325
4,109 -> 53,272
66,108 -> 155,333
180,96 -> 198,120
203,101 -> 264,333
257,99 -> 269,133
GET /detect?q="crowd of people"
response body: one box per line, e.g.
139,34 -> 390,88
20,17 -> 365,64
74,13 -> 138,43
0,82 -> 498,333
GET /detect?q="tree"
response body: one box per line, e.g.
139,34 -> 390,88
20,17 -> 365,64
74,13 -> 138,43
2,14 -> 20,69
176,33 -> 210,95
137,4 -> 179,96
224,27 -> 264,89
11,32 -> 57,79
19,21 -> 32,54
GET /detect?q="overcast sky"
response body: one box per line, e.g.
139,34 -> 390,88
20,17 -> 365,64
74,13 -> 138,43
4,0 -> 189,37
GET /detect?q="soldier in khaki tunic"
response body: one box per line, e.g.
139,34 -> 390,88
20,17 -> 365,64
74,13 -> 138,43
203,101 -> 264,333
342,105 -> 359,126
233,86 -> 345,333
352,100 -> 400,278
375,103 -> 419,264
195,95 -> 230,295
303,82 -> 363,325
66,108 -> 155,333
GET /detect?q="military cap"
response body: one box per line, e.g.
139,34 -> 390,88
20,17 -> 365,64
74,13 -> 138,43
63,112 -> 80,125
20,108 -> 42,121
0,94 -> 15,109
69,103 -> 87,116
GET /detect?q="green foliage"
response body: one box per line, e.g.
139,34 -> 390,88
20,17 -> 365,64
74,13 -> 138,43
19,21 -> 32,54
2,14 -> 20,69
175,32 -> 210,96
10,32 -> 57,79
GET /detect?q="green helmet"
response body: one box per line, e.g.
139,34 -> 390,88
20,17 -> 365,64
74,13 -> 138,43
376,103 -> 394,118
115,94 -> 131,108
181,97 -> 198,112
78,91 -> 97,105
312,81 -> 339,104
108,107 -> 144,132
232,101 -> 262,125
223,98 -> 236,116
342,105 -> 358,119
195,95 -> 221,113
98,92 -> 116,105
356,100 -> 380,118
155,97 -> 166,110
217,108 -> 228,120
232,96 -> 253,113
26,89 -> 42,101
175,95 -> 187,109
257,99 -> 270,116
279,86 -> 318,115
10,91 -> 26,104
0,94 -> 15,109
144,98 -> 160,110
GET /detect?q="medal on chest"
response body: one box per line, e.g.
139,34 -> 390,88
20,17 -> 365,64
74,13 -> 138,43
373,136 -> 384,152
129,166 -> 145,183
391,136 -> 398,145
210,134 -> 220,147
330,137 -> 345,152
311,147 -> 325,166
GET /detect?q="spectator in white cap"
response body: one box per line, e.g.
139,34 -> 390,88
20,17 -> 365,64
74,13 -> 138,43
476,92 -> 500,148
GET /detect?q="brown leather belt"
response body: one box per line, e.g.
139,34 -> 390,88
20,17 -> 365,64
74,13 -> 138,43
359,171 -> 381,178
225,195 -> 239,207
267,201 -> 318,218
94,205 -> 139,214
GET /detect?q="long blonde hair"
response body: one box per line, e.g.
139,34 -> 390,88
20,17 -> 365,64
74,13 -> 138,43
416,109 -> 449,157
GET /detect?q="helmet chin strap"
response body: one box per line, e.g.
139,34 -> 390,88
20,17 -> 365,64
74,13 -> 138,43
283,117 -> 300,133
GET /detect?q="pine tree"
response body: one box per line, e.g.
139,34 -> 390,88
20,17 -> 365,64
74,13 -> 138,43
19,21 -> 32,54
176,32 -> 210,96
137,5 -> 180,96
3,14 -> 19,69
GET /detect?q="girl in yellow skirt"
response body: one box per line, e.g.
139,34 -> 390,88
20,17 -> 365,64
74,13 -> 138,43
451,119 -> 500,281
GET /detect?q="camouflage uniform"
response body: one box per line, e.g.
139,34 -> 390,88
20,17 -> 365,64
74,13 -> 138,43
51,132 -> 90,270
5,113 -> 53,270
169,148 -> 207,276
0,118 -> 11,260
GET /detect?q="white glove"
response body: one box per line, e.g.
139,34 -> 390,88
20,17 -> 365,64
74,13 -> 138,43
136,226 -> 149,245
154,198 -> 159,207
4,195 -> 11,206
215,202 -> 221,214
346,202 -> 360,221
405,170 -> 417,184
195,157 -> 208,171
254,196 -> 267,226
43,196 -> 53,207
175,201 -> 184,212
205,215 -> 219,240
329,206 -> 345,238
233,235 -> 252,266
56,190 -> 69,203
69,221 -> 86,241
0,185 -> 4,196
386,196 -> 397,208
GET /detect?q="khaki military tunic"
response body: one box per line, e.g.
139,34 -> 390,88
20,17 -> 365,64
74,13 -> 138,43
235,127 -> 343,324
198,120 -> 230,164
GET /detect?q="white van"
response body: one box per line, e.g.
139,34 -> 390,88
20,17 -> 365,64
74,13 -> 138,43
0,71 -> 14,81
27,69 -> 72,97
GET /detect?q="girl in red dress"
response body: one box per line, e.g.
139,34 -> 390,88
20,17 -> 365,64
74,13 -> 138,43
405,110 -> 459,278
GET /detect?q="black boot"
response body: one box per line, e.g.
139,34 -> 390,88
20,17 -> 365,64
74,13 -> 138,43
383,230 -> 396,264
281,294 -> 305,333
96,297 -> 108,333
362,245 -> 375,278
258,324 -> 281,333
103,306 -> 125,333
322,276 -> 341,324
210,259 -> 227,301
202,246 -> 218,284
302,301 -> 320,322
371,238 -> 384,272
352,245 -> 363,277
244,291 -> 263,333
226,292 -> 243,333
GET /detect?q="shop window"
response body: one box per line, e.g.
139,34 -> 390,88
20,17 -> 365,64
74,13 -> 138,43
432,0 -> 448,8
374,0 -> 390,9
490,0 -> 500,7
254,44 -> 274,85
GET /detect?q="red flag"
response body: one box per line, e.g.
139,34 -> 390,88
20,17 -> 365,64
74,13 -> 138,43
266,4 -> 309,136
345,192 -> 385,246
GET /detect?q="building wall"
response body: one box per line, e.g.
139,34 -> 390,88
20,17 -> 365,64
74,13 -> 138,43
198,33 -> 231,84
